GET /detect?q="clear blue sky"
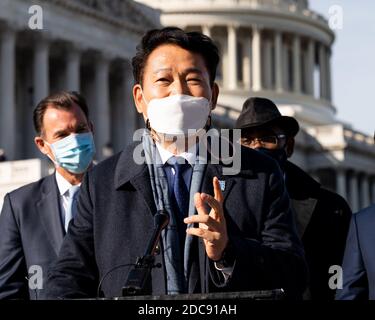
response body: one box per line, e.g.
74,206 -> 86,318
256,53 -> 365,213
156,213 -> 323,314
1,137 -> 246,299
309,0 -> 375,136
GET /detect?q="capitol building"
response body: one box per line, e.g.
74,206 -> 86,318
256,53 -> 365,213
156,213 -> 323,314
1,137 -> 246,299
0,0 -> 375,212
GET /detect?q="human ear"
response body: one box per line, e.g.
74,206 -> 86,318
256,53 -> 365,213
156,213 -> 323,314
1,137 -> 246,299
34,136 -> 50,155
210,82 -> 219,111
133,84 -> 146,115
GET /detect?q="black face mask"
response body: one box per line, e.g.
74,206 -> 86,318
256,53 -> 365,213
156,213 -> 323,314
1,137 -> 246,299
255,147 -> 288,171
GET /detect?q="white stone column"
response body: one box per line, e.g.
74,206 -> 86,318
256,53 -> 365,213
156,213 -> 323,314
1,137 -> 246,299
263,38 -> 272,89
336,169 -> 347,200
319,43 -> 327,99
292,34 -> 301,93
252,25 -> 262,91
227,25 -> 238,90
305,38 -> 315,95
30,39 -> 50,158
221,37 -> 229,88
360,175 -> 370,209
349,172 -> 359,213
282,43 -> 289,91
274,31 -> 283,92
202,25 -> 212,38
326,47 -> 332,101
243,35 -> 251,90
94,54 -> 110,160
0,28 -> 16,160
33,39 -> 49,106
123,61 -> 137,146
65,46 -> 81,91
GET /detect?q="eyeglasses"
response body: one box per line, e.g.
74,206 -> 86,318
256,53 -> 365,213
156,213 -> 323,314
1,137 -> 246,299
241,134 -> 286,147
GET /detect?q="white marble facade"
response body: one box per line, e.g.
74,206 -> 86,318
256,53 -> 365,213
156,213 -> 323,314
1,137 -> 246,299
0,0 -> 375,212
0,0 -> 158,162
0,0 -> 159,210
136,0 -> 375,211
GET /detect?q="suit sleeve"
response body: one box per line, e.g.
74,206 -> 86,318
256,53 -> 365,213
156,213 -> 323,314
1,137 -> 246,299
46,172 -> 99,299
208,166 -> 308,299
0,194 -> 29,299
336,214 -> 368,300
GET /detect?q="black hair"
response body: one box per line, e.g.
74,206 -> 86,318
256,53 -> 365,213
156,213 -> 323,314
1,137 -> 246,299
132,27 -> 220,86
33,91 -> 89,136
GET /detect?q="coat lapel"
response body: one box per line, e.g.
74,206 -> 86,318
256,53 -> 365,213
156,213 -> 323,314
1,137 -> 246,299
37,174 -> 64,255
114,144 -> 157,216
285,161 -> 319,238
292,198 -> 317,238
200,164 -> 236,203
129,167 -> 157,216
114,144 -> 163,291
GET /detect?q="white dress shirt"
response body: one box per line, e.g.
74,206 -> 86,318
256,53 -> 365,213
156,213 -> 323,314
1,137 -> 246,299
55,171 -> 81,229
155,141 -> 197,167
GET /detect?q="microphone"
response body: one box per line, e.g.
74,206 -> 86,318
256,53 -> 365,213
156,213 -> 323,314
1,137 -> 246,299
144,210 -> 169,257
122,210 -> 169,296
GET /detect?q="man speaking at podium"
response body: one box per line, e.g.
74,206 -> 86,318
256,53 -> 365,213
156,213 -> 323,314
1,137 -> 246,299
46,27 -> 307,299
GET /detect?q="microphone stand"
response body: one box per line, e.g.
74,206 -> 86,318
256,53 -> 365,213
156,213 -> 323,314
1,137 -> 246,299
122,211 -> 169,296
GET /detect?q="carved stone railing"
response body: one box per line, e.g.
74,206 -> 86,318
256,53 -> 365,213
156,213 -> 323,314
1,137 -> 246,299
139,0 -> 327,25
46,0 -> 157,33
75,0 -> 143,21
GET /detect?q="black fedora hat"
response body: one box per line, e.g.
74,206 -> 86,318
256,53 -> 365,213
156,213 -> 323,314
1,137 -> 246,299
235,97 -> 300,137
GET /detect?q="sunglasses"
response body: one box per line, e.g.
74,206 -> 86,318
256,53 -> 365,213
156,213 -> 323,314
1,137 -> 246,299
241,134 -> 286,147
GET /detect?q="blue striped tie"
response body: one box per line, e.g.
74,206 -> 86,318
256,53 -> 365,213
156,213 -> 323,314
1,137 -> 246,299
170,157 -> 190,221
168,156 -> 190,251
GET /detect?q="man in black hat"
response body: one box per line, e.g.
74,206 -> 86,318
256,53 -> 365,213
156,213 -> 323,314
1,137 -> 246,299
236,97 -> 352,300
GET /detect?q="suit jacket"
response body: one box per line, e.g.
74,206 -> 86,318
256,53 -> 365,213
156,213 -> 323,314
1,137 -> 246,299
284,161 -> 352,300
0,174 -> 65,299
336,205 -> 375,300
46,143 -> 307,299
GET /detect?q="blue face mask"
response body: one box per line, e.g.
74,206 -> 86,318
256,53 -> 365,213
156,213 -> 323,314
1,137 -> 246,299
47,132 -> 95,174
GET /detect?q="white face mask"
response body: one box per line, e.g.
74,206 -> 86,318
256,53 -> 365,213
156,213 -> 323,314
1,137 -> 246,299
146,94 -> 211,135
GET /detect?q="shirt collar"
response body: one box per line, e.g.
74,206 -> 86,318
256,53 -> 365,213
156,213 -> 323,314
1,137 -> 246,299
55,171 -> 81,196
155,142 -> 197,166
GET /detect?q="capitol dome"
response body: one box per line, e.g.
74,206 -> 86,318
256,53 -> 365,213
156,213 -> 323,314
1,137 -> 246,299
136,0 -> 334,128
135,0 -> 375,211
0,0 -> 374,213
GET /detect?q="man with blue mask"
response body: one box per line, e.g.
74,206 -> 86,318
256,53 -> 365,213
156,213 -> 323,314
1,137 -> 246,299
47,28 -> 307,299
236,97 -> 352,300
0,91 -> 95,299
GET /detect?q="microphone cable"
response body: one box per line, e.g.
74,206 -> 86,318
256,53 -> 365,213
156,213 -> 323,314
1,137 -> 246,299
96,263 -> 135,298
